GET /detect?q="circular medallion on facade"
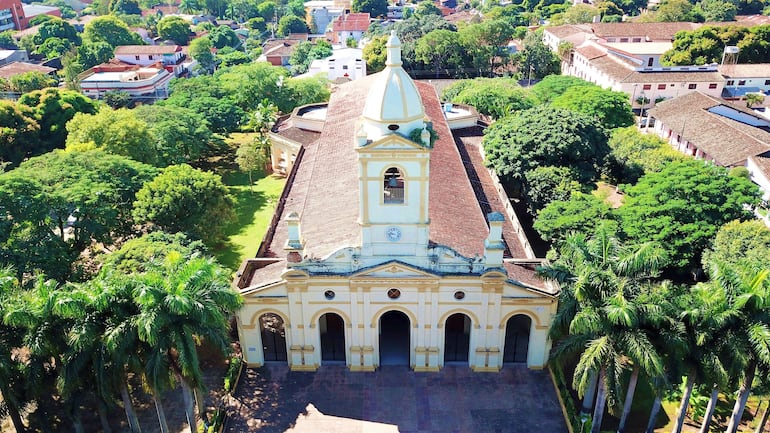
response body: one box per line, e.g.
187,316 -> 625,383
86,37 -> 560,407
324,290 -> 335,300
454,291 -> 465,300
385,226 -> 402,242
387,288 -> 401,299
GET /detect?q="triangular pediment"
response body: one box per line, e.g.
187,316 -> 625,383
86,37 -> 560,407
351,261 -> 439,280
357,133 -> 427,152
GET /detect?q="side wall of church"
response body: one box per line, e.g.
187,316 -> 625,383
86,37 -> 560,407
237,274 -> 556,372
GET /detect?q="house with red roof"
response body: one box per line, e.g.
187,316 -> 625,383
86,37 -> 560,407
114,45 -> 191,77
327,12 -> 370,44
233,32 -> 559,373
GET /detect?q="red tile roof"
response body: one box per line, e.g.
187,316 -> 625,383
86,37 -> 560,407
0,62 -> 55,78
115,45 -> 182,55
245,75 -> 549,291
332,12 -> 370,32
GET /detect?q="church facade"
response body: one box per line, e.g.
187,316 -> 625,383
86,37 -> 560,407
234,32 -> 559,372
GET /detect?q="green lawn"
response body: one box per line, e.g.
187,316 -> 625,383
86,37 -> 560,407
212,133 -> 286,270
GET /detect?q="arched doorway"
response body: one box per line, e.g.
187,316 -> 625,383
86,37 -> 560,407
379,310 -> 410,366
503,315 -> 531,364
320,313 -> 346,363
444,313 -> 471,363
260,313 -> 287,362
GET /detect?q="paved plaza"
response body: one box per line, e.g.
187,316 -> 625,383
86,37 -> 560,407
225,364 -> 569,433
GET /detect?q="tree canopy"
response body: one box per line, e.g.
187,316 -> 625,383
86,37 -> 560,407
17,88 -> 98,155
132,164 -> 235,244
617,160 -> 761,271
157,16 -> 191,45
352,0 -> 388,17
550,86 -> 634,129
83,15 -> 143,47
445,78 -> 536,119
702,219 -> 770,269
482,106 -> 611,186
0,150 -> 157,280
661,25 -> 770,65
65,108 -> 157,165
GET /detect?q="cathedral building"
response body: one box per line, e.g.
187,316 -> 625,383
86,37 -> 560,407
234,32 -> 559,372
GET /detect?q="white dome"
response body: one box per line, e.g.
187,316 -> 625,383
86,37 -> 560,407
361,31 -> 425,139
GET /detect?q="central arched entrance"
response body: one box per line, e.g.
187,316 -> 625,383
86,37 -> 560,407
444,313 -> 471,363
379,310 -> 410,366
320,313 -> 346,363
503,315 -> 531,364
260,313 -> 287,362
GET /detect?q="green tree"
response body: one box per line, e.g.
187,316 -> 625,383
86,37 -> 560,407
0,101 -> 41,166
530,75 -> 593,104
162,93 -> 244,134
77,41 -> 115,70
459,19 -> 515,77
655,0 -> 703,21
34,17 -> 80,45
607,126 -> 685,184
235,142 -> 264,189
83,15 -> 143,48
695,0 -> 737,21
131,253 -> 243,431
208,25 -> 240,48
556,4 -> 600,23
277,15 -> 309,36
35,37 -> 74,59
617,160 -> 761,272
134,104 -> 215,166
157,16 -> 191,44
289,40 -> 333,74
351,0 -> 388,17
362,35 -> 387,73
111,0 -> 141,14
17,88 -> 98,154
0,267 -> 29,433
533,191 -> 615,243
702,220 -> 770,270
9,71 -> 57,94
482,106 -> 611,186
519,30 -> 561,81
550,86 -> 634,129
189,36 -> 215,73
539,225 -> 666,433
449,78 -> 536,119
414,29 -> 464,78
65,108 -> 158,165
283,75 -> 331,112
3,150 -> 158,279
132,164 -> 235,244
100,231 -> 206,274
0,31 -> 17,49
746,92 -> 765,107
415,1 -> 442,16
523,166 -> 583,216
217,47 -> 251,67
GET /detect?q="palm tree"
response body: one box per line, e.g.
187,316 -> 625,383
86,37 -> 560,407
539,225 -> 666,433
0,267 -> 29,433
713,262 -> 770,433
745,93 -> 765,108
133,252 -> 243,431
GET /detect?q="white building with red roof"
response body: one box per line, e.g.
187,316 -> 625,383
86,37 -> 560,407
234,32 -> 559,372
327,12 -> 370,44
114,45 -> 191,77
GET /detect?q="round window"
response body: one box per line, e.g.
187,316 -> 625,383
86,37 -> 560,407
387,124 -> 400,131
454,291 -> 465,300
387,288 -> 401,299
324,290 -> 335,300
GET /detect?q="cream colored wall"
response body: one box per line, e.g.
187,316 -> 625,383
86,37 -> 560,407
237,273 -> 556,371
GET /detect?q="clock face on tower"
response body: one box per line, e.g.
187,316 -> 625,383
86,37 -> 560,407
385,226 -> 402,242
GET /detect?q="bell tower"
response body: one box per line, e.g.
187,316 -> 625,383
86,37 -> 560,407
356,31 -> 433,258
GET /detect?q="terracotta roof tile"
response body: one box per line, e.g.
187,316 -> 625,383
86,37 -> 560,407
749,151 -> 770,181
0,62 -> 55,78
649,91 -> 770,166
115,45 -> 182,55
719,64 -> 770,78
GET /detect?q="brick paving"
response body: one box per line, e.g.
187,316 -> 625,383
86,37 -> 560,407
225,365 -> 568,433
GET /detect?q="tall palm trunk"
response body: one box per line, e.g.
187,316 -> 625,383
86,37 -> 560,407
726,363 -> 756,433
645,395 -> 663,433
591,368 -> 608,433
755,400 -> 769,433
697,384 -> 719,433
180,378 -> 197,431
7,406 -> 27,433
97,398 -> 113,433
672,373 -> 696,433
195,387 -> 208,426
581,370 -> 599,416
617,366 -> 640,433
120,382 -> 142,433
153,392 -> 170,433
